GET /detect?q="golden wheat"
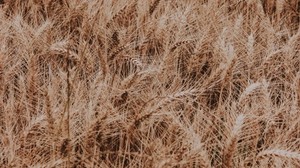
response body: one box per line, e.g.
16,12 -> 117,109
0,0 -> 299,167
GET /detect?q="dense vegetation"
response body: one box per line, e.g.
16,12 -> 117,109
0,0 -> 299,167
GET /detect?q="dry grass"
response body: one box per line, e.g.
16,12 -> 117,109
0,0 -> 299,167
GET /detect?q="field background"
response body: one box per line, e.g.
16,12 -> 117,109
0,0 -> 299,167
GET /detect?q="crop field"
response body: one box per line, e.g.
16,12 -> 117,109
0,0 -> 299,167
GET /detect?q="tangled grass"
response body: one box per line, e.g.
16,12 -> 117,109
0,0 -> 299,167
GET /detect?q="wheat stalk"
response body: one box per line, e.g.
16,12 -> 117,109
149,0 -> 160,15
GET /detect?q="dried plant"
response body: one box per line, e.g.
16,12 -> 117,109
0,0 -> 299,167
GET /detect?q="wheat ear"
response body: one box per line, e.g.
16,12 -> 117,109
257,149 -> 300,160
222,114 -> 245,168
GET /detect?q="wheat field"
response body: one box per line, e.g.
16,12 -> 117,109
0,0 -> 299,167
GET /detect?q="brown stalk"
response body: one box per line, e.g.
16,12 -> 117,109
149,0 -> 161,15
